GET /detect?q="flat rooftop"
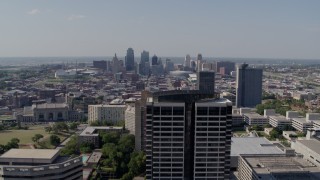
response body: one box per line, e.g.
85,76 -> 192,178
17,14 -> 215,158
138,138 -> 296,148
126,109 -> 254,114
243,113 -> 267,119
80,126 -> 123,136
1,149 -> 59,160
242,155 -> 320,180
231,137 -> 284,156
0,149 -> 60,164
296,139 -> 320,155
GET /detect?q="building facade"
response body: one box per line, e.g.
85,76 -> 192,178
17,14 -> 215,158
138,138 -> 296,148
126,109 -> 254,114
145,90 -> 232,180
197,71 -> 215,94
125,48 -> 135,71
88,104 -> 126,124
236,63 -> 263,108
0,149 -> 82,180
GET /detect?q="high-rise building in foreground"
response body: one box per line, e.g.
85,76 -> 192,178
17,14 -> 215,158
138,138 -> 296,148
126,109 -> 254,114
146,90 -> 232,180
236,63 -> 263,108
125,48 -> 135,71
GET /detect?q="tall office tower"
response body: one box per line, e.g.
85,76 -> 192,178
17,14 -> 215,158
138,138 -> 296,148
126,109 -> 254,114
197,53 -> 203,73
184,54 -> 191,67
146,90 -> 232,180
125,48 -> 135,71
236,63 -> 263,108
197,71 -> 215,93
152,55 -> 158,65
165,59 -> 174,72
216,61 -> 235,75
112,53 -> 119,74
139,50 -> 150,75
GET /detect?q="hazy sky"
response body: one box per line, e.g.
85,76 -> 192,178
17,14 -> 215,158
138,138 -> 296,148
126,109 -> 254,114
0,0 -> 320,59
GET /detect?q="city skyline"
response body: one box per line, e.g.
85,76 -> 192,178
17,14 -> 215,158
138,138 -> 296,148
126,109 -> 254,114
0,1 -> 320,59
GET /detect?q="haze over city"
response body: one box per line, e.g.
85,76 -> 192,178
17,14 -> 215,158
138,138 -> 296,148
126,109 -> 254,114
1,0 -> 320,59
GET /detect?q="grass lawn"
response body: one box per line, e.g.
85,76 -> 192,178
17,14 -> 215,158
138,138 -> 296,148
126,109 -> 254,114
0,125 -> 49,145
37,132 -> 70,149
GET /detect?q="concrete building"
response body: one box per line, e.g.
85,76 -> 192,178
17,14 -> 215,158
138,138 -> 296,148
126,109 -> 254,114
88,104 -> 126,124
291,114 -> 317,132
78,126 -> 125,148
0,149 -> 82,180
232,114 -> 244,127
33,103 -> 69,121
146,90 -> 232,180
125,105 -> 135,135
231,137 -> 285,169
243,112 -> 269,126
236,63 -> 263,108
139,50 -> 150,75
264,109 -> 292,130
184,54 -> 191,68
238,154 -> 320,180
215,61 -> 235,75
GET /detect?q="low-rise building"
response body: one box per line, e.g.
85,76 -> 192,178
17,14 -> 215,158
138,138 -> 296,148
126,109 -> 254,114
231,137 -> 285,170
243,112 -> 268,126
78,126 -> 125,148
0,149 -> 82,180
88,104 -> 126,124
232,114 -> 244,127
238,154 -> 320,180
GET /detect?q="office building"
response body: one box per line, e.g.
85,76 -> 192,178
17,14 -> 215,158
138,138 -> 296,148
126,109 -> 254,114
146,90 -> 232,180
184,54 -> 191,68
88,104 -> 126,124
125,48 -> 135,71
0,149 -> 82,179
243,112 -> 269,126
152,55 -> 158,65
236,63 -> 263,108
216,61 -> 235,75
197,71 -> 215,93
139,50 -> 150,75
93,60 -> 107,70
112,53 -> 120,74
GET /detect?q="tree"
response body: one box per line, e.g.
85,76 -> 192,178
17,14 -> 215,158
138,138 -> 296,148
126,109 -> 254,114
269,129 -> 280,139
44,126 -> 52,133
69,122 -> 78,131
50,135 -> 61,146
60,136 -> 79,155
32,134 -> 44,143
80,142 -> 94,153
6,138 -> 20,149
101,132 -> 121,145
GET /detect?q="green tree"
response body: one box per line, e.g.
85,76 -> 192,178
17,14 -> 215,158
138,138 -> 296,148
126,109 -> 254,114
44,126 -> 52,133
6,138 -> 20,149
101,132 -> 121,145
50,135 -> 61,146
80,142 -> 94,153
60,136 -> 79,155
32,134 -> 44,143
69,122 -> 78,131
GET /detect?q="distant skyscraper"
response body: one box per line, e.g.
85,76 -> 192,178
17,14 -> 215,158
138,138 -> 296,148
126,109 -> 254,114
139,50 -> 150,75
236,63 -> 263,108
197,53 -> 202,73
184,54 -> 191,67
165,58 -> 174,72
216,61 -> 235,75
112,53 -> 119,74
93,60 -> 107,70
146,90 -> 232,179
197,71 -> 215,93
125,48 -> 135,71
151,55 -> 158,65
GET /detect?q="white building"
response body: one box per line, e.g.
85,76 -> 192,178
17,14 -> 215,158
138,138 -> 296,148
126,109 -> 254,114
291,113 -> 320,132
243,112 -> 269,126
125,105 -> 135,135
88,104 -> 126,124
0,149 -> 82,179
265,109 -> 292,130
55,69 -> 77,78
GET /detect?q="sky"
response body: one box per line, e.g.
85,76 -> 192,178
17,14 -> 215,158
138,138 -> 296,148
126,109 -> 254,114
0,0 -> 320,59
